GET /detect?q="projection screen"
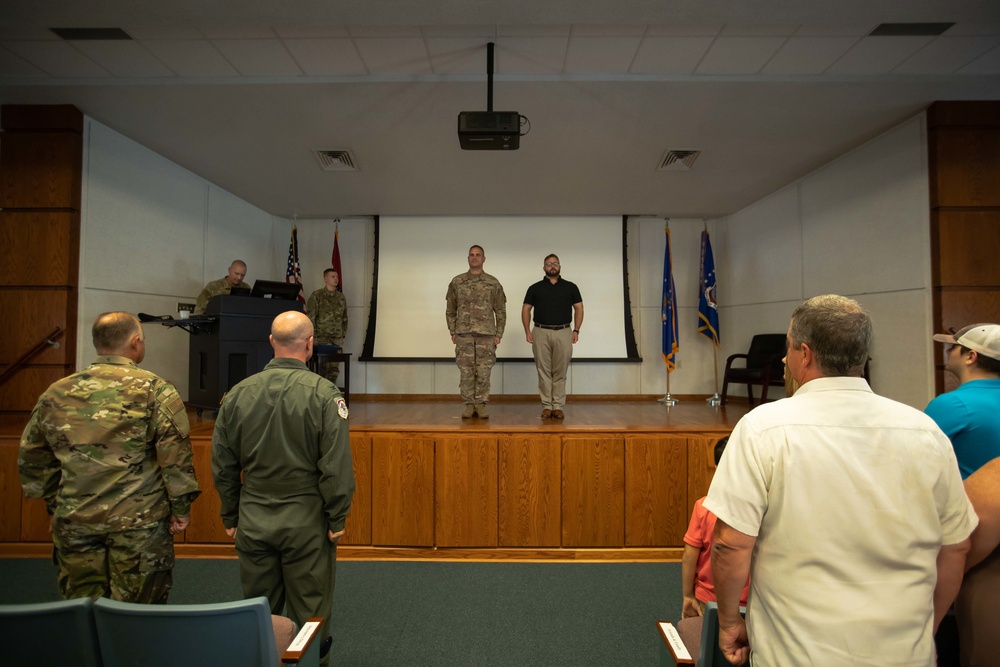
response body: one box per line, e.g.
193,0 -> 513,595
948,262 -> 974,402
361,216 -> 639,361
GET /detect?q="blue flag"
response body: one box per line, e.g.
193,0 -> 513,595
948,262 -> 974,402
662,226 -> 679,371
697,230 -> 720,346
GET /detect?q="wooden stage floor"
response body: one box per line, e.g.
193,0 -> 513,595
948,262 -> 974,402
186,396 -> 750,436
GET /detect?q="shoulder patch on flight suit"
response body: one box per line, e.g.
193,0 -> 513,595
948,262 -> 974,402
336,397 -> 349,420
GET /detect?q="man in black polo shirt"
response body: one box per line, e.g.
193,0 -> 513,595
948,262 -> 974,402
521,254 -> 584,419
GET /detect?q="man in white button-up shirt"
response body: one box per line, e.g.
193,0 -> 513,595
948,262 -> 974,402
705,295 -> 977,667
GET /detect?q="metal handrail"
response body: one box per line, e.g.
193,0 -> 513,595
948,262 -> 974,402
0,326 -> 64,387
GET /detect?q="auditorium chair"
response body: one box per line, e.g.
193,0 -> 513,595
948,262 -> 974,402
93,596 -> 322,667
720,333 -> 787,406
0,597 -> 103,667
658,602 -> 743,666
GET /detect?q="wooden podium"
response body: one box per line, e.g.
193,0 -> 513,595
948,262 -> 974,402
187,295 -> 303,412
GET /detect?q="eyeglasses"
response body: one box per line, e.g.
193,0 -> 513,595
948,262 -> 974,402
544,262 -> 560,267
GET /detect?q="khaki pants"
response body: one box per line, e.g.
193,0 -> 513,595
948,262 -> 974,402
532,326 -> 573,410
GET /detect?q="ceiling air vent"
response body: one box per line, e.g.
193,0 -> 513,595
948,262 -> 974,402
868,23 -> 954,37
657,150 -> 701,172
313,149 -> 359,172
50,28 -> 132,40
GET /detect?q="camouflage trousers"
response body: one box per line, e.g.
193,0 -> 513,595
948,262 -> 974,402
51,518 -> 175,603
455,334 -> 496,404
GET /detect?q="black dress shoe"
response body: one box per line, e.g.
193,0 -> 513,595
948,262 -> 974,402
320,636 -> 333,658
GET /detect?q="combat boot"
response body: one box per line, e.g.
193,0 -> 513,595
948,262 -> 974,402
475,403 -> 489,419
462,404 -> 476,419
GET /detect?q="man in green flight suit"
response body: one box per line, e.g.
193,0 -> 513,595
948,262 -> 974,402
306,268 -> 348,385
212,310 -> 355,663
19,311 -> 200,603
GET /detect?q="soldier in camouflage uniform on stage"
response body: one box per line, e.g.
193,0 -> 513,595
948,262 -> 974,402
19,312 -> 201,603
306,269 -> 348,385
446,245 -> 507,419
194,259 -> 250,314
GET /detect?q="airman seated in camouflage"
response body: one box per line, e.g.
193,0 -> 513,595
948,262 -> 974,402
306,269 -> 348,385
19,312 -> 201,603
446,245 -> 506,419
195,259 -> 250,314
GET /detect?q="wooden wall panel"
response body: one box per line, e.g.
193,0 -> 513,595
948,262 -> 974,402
687,436 -> 726,515
0,367 -> 72,412
184,440 -> 234,544
0,439 -> 23,541
0,212 -> 79,287
372,435 -> 435,547
436,436 -> 498,547
0,290 -> 72,366
498,435 -> 561,547
929,128 -> 1000,208
937,290 -> 1000,331
0,132 -> 82,210
624,436 -> 687,547
933,210 -> 1000,287
561,436 -> 624,547
20,496 -> 51,542
342,434 -> 372,545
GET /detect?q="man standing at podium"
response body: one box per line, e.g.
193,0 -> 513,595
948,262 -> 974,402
194,259 -> 250,314
446,245 -> 506,419
212,311 -> 354,662
307,269 -> 348,385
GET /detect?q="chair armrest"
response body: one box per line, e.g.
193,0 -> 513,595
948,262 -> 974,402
281,616 -> 323,666
724,353 -> 749,371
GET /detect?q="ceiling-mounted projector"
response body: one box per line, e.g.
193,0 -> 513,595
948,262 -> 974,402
458,43 -> 524,151
457,111 -> 520,150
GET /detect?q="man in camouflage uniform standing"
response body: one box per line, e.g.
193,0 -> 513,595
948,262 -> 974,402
446,245 -> 507,419
306,268 -> 348,385
194,259 -> 250,314
19,312 -> 200,603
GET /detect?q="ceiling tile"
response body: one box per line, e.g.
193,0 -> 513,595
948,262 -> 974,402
945,22 -> 1000,36
498,25 -> 571,38
893,35 -> 1000,74
284,38 -> 368,75
72,40 -> 175,77
0,47 -> 47,76
348,26 -> 423,38
274,26 -> 350,39
423,25 -> 495,38
1,40 -> 109,77
565,36 -> 642,73
354,37 -> 431,74
696,37 -> 787,75
200,26 -> 277,39
958,42 -> 1000,74
212,39 -> 303,76
826,36 -> 934,74
645,24 -> 722,37
761,37 -> 858,75
794,24 -> 876,37
426,37 -> 493,74
630,37 -> 713,74
571,24 -> 646,38
0,25 -> 61,41
719,24 -> 799,37
496,36 -> 569,74
141,40 -> 241,77
124,25 -> 206,40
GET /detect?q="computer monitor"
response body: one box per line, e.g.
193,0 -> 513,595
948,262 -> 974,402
229,286 -> 251,297
250,279 -> 302,301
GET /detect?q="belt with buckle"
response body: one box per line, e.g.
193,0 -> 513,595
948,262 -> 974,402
534,323 -> 570,330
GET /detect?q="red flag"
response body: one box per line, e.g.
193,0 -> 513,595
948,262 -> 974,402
331,226 -> 344,293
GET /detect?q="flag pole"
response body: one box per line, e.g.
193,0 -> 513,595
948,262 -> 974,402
658,219 -> 679,406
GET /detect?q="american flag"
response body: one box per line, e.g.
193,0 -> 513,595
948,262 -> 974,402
285,226 -> 305,302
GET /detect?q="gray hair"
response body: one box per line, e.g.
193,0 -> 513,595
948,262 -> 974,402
789,295 -> 871,377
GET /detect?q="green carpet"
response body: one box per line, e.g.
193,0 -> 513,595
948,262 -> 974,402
0,558 -> 682,666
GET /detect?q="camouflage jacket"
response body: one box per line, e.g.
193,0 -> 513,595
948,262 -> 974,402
19,356 -> 201,534
195,277 -> 251,314
446,271 -> 507,338
306,288 -> 348,341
